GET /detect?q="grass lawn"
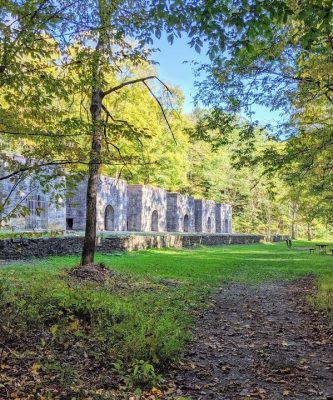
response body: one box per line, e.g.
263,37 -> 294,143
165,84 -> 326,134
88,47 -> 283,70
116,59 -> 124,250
0,240 -> 333,398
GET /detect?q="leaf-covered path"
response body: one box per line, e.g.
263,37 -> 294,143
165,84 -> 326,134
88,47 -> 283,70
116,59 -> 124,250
171,277 -> 333,399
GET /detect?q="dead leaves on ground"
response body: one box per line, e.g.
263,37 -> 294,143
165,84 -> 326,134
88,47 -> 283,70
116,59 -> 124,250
169,277 -> 333,399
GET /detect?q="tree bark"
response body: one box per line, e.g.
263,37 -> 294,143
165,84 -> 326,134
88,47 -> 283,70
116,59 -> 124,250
265,203 -> 271,241
80,0 -> 109,266
307,222 -> 313,241
81,88 -> 103,265
290,201 -> 298,240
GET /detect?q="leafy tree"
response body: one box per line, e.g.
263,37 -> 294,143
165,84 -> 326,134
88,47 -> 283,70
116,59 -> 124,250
184,0 -> 333,236
189,1 -> 332,186
1,0 -> 205,265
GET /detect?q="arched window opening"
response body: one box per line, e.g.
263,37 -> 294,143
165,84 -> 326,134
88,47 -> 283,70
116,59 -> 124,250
224,218 -> 229,233
27,194 -> 48,229
183,214 -> 189,232
105,205 -> 115,231
151,210 -> 158,231
207,217 -> 212,233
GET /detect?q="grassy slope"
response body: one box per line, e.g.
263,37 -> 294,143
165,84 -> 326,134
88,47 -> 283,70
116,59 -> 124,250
0,240 -> 332,397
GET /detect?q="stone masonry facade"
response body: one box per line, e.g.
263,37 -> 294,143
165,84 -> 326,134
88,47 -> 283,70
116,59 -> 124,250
0,157 -> 66,231
167,193 -> 195,233
195,199 -> 218,233
66,177 -> 128,231
1,169 -> 232,233
66,177 -> 232,233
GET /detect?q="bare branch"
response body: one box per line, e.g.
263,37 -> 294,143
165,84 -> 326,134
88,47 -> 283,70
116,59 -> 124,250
101,104 -> 144,148
142,81 -> 177,144
0,158 -> 147,182
102,104 -> 141,178
1,172 -> 25,209
0,189 -> 33,223
102,75 -> 157,97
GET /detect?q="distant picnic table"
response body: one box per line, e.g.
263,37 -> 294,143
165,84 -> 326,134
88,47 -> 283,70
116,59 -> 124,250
315,244 -> 328,255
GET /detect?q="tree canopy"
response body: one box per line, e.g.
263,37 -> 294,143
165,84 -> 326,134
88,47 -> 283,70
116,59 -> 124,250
1,0 -> 332,247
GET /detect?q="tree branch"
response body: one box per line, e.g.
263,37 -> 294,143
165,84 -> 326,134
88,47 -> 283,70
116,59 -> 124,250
102,75 -> 157,97
0,159 -> 149,181
101,104 -> 145,147
142,81 -> 177,143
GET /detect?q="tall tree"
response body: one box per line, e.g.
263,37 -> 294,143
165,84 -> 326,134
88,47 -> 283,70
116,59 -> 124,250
188,0 -> 332,183
1,0 -> 201,264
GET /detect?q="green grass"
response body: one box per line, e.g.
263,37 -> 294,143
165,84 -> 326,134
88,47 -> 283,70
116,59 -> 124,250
0,240 -> 333,398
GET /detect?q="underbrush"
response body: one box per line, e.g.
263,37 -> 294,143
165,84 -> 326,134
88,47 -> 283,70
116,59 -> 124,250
0,268 -> 196,399
311,277 -> 333,320
0,229 -> 64,239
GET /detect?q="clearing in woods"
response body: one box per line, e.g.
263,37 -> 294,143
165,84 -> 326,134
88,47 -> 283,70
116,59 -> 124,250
0,241 -> 332,399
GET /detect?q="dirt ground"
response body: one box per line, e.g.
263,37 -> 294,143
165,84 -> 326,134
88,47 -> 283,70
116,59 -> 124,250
170,277 -> 333,400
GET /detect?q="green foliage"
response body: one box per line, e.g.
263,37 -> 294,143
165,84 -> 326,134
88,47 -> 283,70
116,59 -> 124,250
0,229 -> 64,239
114,360 -> 163,390
1,0 -> 331,244
189,0 -> 333,236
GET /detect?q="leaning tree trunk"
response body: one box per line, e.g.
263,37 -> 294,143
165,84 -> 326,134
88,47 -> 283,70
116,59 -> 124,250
81,88 -> 103,266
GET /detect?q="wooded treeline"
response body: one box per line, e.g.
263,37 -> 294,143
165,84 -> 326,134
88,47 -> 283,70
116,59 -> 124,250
1,0 -> 332,253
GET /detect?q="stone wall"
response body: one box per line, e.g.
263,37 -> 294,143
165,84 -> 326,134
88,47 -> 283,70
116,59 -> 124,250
195,199 -> 216,233
166,193 -> 195,232
126,185 -> 143,231
2,157 -> 234,234
215,204 -> 222,233
127,185 -> 167,232
0,236 -> 85,259
0,233 -> 266,260
66,179 -> 87,231
66,177 -> 128,231
101,233 -> 264,252
0,158 -> 66,231
224,204 -> 232,233
96,176 -> 127,231
215,204 -> 232,233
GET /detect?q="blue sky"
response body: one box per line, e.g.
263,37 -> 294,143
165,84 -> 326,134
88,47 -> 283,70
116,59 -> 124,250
153,35 -> 283,126
153,34 -> 205,113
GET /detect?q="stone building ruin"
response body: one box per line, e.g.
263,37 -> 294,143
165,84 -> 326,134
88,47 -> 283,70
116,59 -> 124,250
215,203 -> 232,234
194,199 -> 217,233
127,185 -> 167,232
0,158 -> 66,231
167,193 -> 195,233
1,167 -> 233,233
66,177 -> 128,231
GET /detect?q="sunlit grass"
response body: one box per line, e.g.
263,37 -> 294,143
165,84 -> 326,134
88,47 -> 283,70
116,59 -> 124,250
1,240 -> 333,397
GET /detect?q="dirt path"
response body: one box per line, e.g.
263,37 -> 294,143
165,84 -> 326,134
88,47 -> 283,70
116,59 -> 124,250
170,277 -> 333,400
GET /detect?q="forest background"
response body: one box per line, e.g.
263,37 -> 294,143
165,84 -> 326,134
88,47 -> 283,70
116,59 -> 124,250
1,0 -> 332,242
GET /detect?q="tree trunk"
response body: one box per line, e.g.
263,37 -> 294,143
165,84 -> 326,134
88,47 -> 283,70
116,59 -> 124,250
307,222 -> 313,241
265,203 -> 271,241
290,201 -> 298,240
80,0 -> 109,266
81,88 -> 103,265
